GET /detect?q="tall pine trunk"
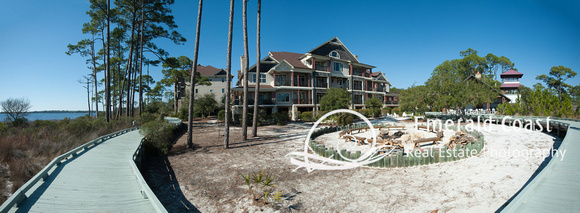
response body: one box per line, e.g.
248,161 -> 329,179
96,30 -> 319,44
138,0 -> 145,116
125,5 -> 138,117
117,47 -> 125,118
187,0 -> 203,148
242,0 -> 249,141
224,0 -> 234,148
90,34 -> 99,118
106,0 -> 111,122
251,0 -> 261,137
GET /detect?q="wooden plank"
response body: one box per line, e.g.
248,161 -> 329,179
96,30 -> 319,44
2,130 -> 162,213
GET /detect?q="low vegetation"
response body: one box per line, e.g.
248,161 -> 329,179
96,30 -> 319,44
140,119 -> 180,155
0,116 -> 134,204
241,170 -> 284,205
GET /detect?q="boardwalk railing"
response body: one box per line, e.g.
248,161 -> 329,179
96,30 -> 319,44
131,136 -> 167,213
424,112 -> 580,212
0,127 -> 167,213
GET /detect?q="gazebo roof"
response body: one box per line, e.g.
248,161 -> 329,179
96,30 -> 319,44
501,69 -> 523,77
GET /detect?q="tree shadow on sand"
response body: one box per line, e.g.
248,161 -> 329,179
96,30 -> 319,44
141,154 -> 200,212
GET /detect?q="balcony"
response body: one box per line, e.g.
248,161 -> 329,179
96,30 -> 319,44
315,66 -> 328,72
315,82 -> 328,88
384,100 -> 399,105
374,87 -> 385,92
275,80 -> 292,86
275,79 -> 309,87
233,98 -> 276,105
353,85 -> 363,90
292,99 -> 312,104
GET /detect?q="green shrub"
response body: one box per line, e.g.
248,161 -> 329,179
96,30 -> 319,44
178,106 -> 188,121
392,107 -> 401,116
357,109 -> 370,117
140,120 -> 178,155
337,113 -> 354,126
372,108 -> 381,118
218,110 -> 226,122
314,111 -> 327,120
300,111 -> 315,122
383,107 -> 392,114
139,112 -> 157,124
273,112 -> 289,126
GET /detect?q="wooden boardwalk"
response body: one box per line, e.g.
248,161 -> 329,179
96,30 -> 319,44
429,113 -> 580,212
501,119 -> 580,212
2,130 -> 163,213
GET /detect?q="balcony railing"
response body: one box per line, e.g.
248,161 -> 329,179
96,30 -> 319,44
233,99 -> 276,105
294,79 -> 310,87
275,80 -> 309,87
384,100 -> 399,105
292,99 -> 312,104
315,65 -> 327,71
374,87 -> 385,92
353,86 -> 363,90
315,82 -> 328,88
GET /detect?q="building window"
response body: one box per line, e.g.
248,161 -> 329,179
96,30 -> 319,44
250,73 -> 266,83
333,62 -> 343,72
222,78 -> 225,82
210,89 -> 213,93
195,89 -> 198,94
315,61 -> 327,71
276,93 -> 290,102
329,51 -> 340,58
222,88 -> 225,93
275,75 -> 287,86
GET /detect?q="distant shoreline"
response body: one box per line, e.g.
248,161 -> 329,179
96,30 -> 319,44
0,110 -> 89,114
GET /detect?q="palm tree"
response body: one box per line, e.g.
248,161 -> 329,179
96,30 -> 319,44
187,0 -> 203,148
251,0 -> 261,137
224,0 -> 234,148
241,0 -> 249,141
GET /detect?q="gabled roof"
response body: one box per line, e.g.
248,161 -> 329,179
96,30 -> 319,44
501,69 -> 523,77
464,74 -> 511,101
191,64 -> 225,76
269,52 -> 310,69
307,37 -> 359,63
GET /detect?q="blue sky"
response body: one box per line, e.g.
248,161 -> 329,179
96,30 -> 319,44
0,0 -> 579,111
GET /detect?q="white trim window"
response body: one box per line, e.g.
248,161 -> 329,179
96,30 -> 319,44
333,62 -> 343,72
251,73 -> 266,83
329,50 -> 340,58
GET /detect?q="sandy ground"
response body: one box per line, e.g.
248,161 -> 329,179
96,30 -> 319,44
142,118 -> 560,212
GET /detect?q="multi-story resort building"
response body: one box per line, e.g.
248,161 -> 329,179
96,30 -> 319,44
232,37 -> 398,120
176,64 -> 229,110
500,69 -> 524,104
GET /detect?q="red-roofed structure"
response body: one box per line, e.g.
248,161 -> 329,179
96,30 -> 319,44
500,69 -> 524,77
500,69 -> 524,103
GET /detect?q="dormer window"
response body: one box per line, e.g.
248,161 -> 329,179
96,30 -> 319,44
329,51 -> 340,58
